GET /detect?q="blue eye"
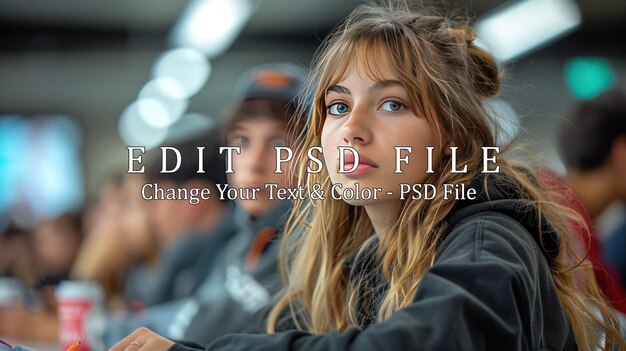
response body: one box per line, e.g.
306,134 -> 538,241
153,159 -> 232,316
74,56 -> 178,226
380,100 -> 405,112
328,102 -> 350,116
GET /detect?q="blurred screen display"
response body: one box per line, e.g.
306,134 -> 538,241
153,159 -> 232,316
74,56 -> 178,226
0,115 -> 83,229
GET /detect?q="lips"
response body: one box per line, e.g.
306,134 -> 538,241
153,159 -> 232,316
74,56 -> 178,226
342,150 -> 378,168
340,150 -> 378,176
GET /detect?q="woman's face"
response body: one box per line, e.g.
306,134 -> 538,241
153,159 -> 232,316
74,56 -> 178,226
321,56 -> 443,207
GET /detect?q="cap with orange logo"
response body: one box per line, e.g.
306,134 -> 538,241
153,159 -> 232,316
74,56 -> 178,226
234,62 -> 307,104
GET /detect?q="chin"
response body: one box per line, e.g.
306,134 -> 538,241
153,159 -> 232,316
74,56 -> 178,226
342,198 -> 378,207
239,199 -> 274,217
344,197 -> 401,207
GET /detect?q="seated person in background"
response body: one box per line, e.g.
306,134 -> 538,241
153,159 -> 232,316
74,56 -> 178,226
140,131 -> 231,306
100,62 -> 306,347
556,87 -> 626,313
0,225 -> 38,290
0,213 -> 82,343
118,172 -> 162,309
33,214 -> 83,312
73,173 -> 161,312
73,176 -> 131,310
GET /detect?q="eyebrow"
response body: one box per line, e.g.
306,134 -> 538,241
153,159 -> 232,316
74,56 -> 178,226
326,85 -> 351,95
370,80 -> 403,92
326,79 -> 404,96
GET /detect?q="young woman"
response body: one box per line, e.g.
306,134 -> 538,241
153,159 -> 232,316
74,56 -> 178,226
111,3 -> 625,350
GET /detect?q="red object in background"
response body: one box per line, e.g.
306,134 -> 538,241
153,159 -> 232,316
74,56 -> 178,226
57,299 -> 91,351
56,281 -> 104,351
541,168 -> 626,313
245,227 -> 277,272
130,299 -> 146,313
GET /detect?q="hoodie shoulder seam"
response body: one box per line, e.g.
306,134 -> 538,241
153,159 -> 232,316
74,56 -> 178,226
444,212 -> 535,260
474,219 -> 484,262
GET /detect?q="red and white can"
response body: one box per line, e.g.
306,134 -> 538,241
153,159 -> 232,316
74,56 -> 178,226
55,280 -> 104,351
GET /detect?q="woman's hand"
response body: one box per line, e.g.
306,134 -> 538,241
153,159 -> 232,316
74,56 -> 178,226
109,327 -> 175,351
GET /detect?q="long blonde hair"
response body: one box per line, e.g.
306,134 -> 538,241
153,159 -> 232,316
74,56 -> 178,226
268,3 -> 625,349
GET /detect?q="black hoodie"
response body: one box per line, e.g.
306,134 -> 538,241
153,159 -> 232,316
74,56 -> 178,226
169,176 -> 578,351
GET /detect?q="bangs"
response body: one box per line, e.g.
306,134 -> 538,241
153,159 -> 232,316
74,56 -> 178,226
322,37 -> 407,90
308,25 -> 449,150
314,31 -> 428,122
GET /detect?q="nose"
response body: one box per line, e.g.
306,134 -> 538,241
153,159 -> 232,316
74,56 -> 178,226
342,104 -> 372,145
248,142 -> 268,175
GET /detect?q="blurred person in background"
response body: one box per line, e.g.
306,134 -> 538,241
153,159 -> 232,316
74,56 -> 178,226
72,176 -> 131,310
32,213 -> 83,311
73,173 -> 161,312
118,172 -> 162,310
1,172 -> 157,343
75,132 -> 231,312
556,87 -> 626,311
101,62 -> 305,348
0,225 -> 38,288
138,131 -> 231,306
176,63 -> 306,345
0,213 -> 82,343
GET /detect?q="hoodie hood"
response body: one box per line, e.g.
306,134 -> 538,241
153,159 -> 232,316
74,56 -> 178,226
341,174 -> 562,328
444,175 -> 561,265
346,174 -> 561,272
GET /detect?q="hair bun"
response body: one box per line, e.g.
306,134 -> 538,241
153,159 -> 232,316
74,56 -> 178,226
468,44 -> 500,97
453,26 -> 500,98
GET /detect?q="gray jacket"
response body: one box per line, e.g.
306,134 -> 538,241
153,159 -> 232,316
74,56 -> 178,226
102,201 -> 291,348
